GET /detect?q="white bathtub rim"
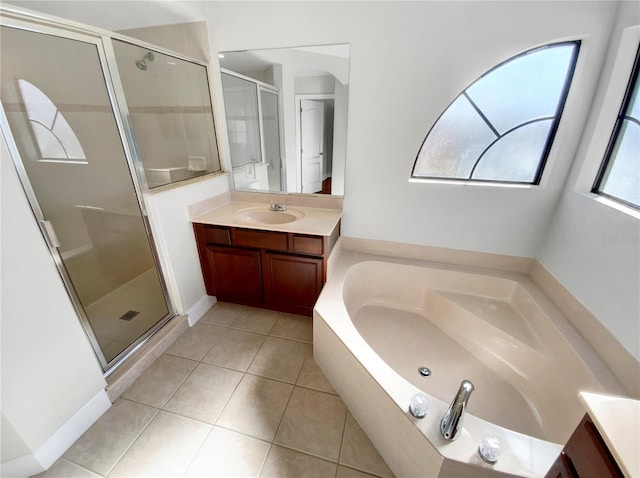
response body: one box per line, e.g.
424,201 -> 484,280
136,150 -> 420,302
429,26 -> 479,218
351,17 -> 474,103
314,251 -> 626,477
341,260 -> 623,442
333,253 -> 626,397
314,298 -> 560,477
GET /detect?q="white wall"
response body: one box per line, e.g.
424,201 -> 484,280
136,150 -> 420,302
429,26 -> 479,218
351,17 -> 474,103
332,81 -> 349,195
538,2 -> 640,361
3,0 -> 209,31
1,136 -> 107,464
144,174 -> 229,324
295,75 -> 335,95
3,0 -> 621,252
200,1 -> 618,257
200,2 -> 636,362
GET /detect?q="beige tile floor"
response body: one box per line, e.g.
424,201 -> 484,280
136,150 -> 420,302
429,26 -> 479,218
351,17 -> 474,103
36,302 -> 395,478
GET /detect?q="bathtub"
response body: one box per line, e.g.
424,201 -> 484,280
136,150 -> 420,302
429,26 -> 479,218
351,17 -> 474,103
313,250 -> 626,477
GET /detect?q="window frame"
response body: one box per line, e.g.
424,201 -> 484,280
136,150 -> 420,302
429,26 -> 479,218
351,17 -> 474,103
411,41 -> 581,186
592,44 -> 640,210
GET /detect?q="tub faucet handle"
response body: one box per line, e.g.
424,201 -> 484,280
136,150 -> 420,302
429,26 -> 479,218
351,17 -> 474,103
440,379 -> 474,441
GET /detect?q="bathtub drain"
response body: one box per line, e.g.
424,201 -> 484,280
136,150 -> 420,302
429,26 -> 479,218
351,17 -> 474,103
418,367 -> 431,377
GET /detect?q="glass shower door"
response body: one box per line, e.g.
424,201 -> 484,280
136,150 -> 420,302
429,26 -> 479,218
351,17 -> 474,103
221,72 -> 262,168
110,40 -> 222,189
0,25 -> 172,370
260,88 -> 283,192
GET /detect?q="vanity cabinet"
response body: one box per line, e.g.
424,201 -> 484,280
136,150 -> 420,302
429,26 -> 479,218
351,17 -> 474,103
193,222 -> 339,316
545,415 -> 623,478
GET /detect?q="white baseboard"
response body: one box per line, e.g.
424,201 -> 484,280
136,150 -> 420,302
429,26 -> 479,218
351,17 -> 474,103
1,390 -> 111,478
186,295 -> 217,326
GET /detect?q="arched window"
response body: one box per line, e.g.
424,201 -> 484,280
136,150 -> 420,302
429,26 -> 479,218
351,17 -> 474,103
412,42 -> 580,184
593,45 -> 640,209
18,79 -> 87,163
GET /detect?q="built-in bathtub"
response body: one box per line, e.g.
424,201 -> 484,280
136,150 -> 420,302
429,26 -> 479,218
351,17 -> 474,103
314,249 -> 627,477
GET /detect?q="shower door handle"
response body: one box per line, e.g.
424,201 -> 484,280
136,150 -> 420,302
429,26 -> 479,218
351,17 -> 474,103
39,220 -> 61,249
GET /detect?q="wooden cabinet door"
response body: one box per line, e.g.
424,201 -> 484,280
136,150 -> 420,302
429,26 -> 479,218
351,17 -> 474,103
206,246 -> 262,305
545,415 -> 623,478
546,452 -> 576,478
263,252 -> 323,315
562,416 -> 623,478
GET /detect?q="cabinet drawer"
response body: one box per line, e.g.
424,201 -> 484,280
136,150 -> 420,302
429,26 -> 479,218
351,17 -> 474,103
202,225 -> 230,245
232,228 -> 288,251
292,234 -> 324,255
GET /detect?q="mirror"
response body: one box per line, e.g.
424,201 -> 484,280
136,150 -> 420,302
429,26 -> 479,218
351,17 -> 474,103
219,44 -> 350,196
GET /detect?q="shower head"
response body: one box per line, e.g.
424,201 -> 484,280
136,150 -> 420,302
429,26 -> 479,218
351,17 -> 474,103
135,52 -> 155,70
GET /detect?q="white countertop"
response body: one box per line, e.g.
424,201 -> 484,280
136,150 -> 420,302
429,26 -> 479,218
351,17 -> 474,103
579,391 -> 640,477
191,200 -> 342,236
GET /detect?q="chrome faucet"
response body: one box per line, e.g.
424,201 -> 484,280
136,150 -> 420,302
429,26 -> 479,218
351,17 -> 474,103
440,380 -> 474,441
269,201 -> 287,212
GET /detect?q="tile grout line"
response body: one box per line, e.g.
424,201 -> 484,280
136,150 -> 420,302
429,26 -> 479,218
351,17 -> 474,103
210,310 -> 293,477
199,327 -> 267,373
82,304 -> 320,478
227,309 -> 351,471
268,440 -> 342,465
168,346 -> 320,389
179,307 -> 268,477
338,463 -> 390,478
335,409 -> 350,477
213,423 -> 273,444
101,404 -> 161,477
265,378 -> 295,449
60,397 -> 160,475
156,356 -> 201,410
193,321 -> 230,360
265,339 -> 312,462
205,421 -> 351,471
57,457 -> 107,477
104,355 -> 203,476
121,391 -> 357,464
266,344 -> 347,471
164,326 -> 229,363
242,315 -> 313,384
176,423 -> 213,478
256,442 -> 273,478
227,315 -> 312,342
169,310 -> 250,477
237,332 -> 269,376
102,407 -> 215,476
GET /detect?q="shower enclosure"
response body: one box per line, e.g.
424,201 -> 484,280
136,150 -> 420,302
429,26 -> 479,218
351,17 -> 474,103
0,9 -> 221,373
221,70 -> 284,192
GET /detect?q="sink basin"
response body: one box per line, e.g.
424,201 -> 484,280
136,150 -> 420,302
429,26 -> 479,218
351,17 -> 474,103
234,207 -> 305,225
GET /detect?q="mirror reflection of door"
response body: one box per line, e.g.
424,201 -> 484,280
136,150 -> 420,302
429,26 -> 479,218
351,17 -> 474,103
300,99 -> 324,194
219,44 -> 350,196
221,72 -> 262,168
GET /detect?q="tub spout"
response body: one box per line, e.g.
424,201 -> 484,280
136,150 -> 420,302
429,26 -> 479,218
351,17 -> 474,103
440,380 -> 474,441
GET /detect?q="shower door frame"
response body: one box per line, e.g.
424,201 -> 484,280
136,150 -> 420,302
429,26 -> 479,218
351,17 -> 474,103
220,68 -> 284,189
0,7 -> 212,375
